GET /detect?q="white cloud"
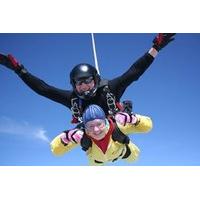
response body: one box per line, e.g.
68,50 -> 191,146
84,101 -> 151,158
35,129 -> 50,143
0,116 -> 50,143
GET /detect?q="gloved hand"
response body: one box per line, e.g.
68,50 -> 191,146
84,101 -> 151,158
60,129 -> 84,145
0,53 -> 22,72
115,112 -> 138,126
152,33 -> 176,51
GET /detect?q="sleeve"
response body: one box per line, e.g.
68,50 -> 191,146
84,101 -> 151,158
108,53 -> 154,100
117,114 -> 153,135
17,70 -> 72,107
50,134 -> 79,156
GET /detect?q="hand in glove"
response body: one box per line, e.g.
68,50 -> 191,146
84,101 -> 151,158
152,33 -> 176,51
115,112 -> 138,126
0,53 -> 22,72
60,129 -> 84,145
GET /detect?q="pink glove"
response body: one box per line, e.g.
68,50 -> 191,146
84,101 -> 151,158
61,129 -> 84,145
115,112 -> 137,126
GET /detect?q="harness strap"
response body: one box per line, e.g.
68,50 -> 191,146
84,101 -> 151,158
70,82 -> 120,123
71,97 -> 82,123
80,133 -> 92,151
112,124 -> 130,145
94,160 -> 104,164
122,144 -> 131,159
103,85 -> 120,115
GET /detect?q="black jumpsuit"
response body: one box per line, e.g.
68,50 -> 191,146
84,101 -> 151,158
18,53 -> 154,116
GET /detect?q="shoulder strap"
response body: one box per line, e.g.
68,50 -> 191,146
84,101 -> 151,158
111,119 -> 130,144
70,95 -> 83,123
98,79 -> 109,88
100,81 -> 120,115
80,133 -> 92,151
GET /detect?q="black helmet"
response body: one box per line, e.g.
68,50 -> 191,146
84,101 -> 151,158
70,63 -> 100,99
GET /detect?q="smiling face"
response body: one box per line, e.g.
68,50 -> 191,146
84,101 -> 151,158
75,77 -> 95,94
85,119 -> 108,140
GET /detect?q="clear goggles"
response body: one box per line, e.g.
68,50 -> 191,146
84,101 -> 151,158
85,119 -> 106,131
75,76 -> 94,86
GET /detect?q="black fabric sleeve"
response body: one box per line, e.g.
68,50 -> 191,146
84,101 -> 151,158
17,71 -> 72,108
108,52 -> 154,100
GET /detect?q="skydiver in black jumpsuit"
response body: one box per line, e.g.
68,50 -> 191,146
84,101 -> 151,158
0,33 -> 175,143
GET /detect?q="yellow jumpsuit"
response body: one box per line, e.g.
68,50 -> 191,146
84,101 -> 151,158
51,114 -> 153,165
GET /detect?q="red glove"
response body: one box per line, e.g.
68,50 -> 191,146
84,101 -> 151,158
0,53 -> 22,71
152,33 -> 176,51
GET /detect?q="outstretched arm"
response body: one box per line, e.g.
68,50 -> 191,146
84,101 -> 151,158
109,33 -> 176,99
50,129 -> 83,155
0,54 -> 72,107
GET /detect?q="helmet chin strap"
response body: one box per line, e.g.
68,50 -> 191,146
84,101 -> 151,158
78,87 -> 98,99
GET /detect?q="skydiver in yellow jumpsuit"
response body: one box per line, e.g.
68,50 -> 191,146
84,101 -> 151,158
51,104 -> 152,165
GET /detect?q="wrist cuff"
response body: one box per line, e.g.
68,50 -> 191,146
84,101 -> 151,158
15,65 -> 28,76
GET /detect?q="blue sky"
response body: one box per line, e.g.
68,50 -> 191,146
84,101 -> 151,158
0,33 -> 200,166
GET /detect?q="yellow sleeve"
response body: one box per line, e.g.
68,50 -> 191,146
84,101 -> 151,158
117,114 -> 153,135
50,134 -> 79,156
